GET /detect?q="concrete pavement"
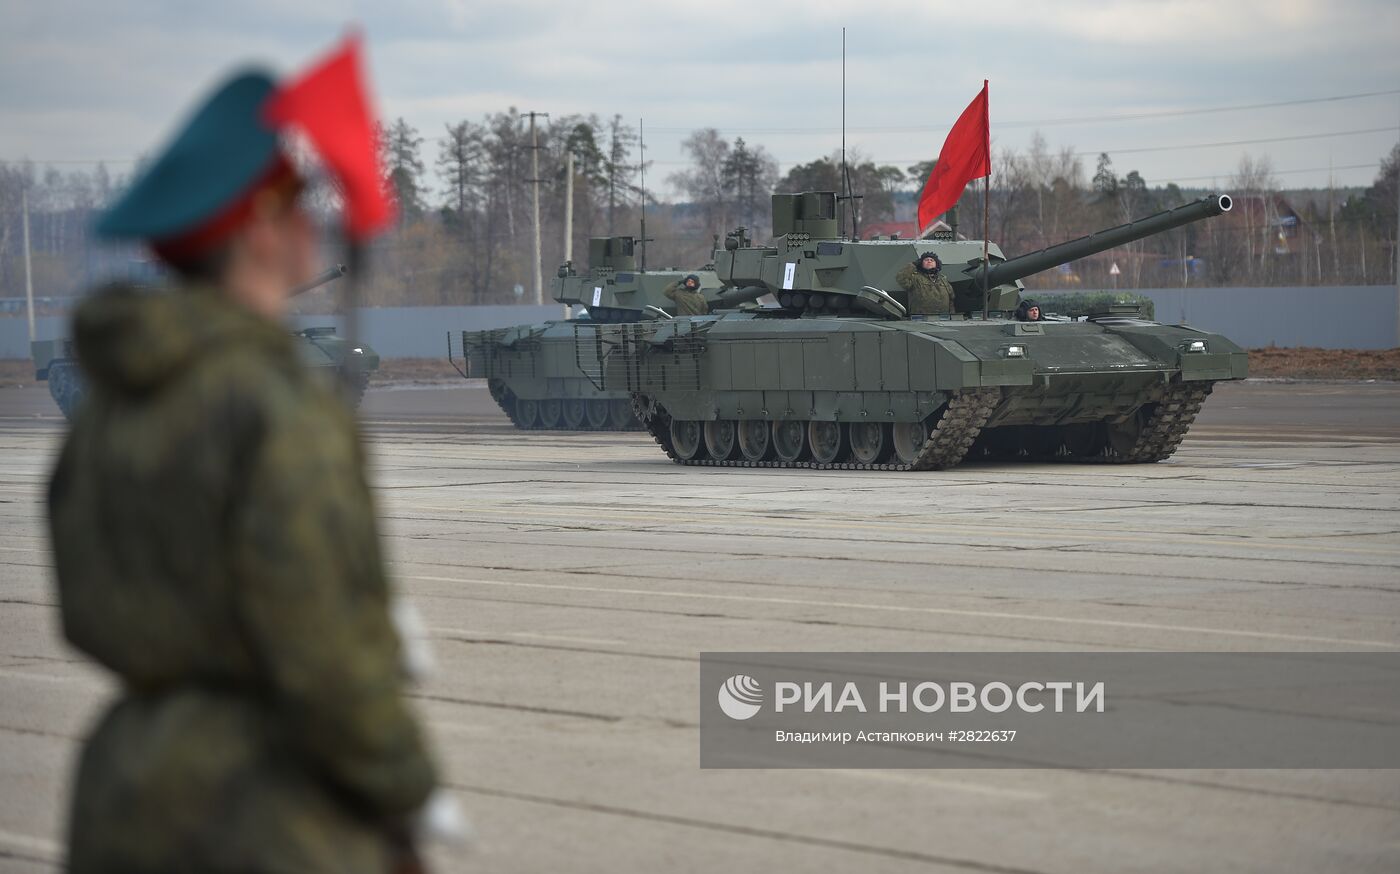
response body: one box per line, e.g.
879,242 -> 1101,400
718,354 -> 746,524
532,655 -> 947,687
1,380 -> 1397,872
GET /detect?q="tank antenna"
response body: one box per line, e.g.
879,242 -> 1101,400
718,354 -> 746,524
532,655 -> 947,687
840,27 -> 860,239
639,117 -> 648,271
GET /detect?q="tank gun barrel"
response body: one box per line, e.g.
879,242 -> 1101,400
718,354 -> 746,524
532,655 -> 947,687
291,263 -> 348,297
713,284 -> 770,309
973,195 -> 1231,290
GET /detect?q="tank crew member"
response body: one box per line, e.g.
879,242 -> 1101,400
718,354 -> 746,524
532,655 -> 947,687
1015,299 -> 1044,321
664,273 -> 710,316
895,251 -> 954,316
47,63 -> 441,872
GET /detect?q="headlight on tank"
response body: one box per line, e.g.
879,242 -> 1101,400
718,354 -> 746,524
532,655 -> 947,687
1183,340 -> 1207,353
352,347 -> 364,355
1005,345 -> 1026,358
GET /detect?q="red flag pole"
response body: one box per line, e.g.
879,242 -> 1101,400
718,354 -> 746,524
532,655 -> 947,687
981,81 -> 991,319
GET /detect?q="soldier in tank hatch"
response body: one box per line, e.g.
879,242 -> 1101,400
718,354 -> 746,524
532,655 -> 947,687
47,42 -> 461,873
895,251 -> 954,316
664,272 -> 710,316
1015,299 -> 1044,321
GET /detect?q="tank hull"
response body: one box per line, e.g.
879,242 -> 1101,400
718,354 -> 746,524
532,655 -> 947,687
461,321 -> 641,431
33,329 -> 379,421
582,312 -> 1246,470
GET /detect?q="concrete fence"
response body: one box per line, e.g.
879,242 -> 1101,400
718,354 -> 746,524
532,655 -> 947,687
4,289 -> 1396,360
1090,286 -> 1399,350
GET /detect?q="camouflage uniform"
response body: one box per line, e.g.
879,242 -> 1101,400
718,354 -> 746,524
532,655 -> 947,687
49,284 -> 437,873
895,263 -> 954,316
663,280 -> 710,316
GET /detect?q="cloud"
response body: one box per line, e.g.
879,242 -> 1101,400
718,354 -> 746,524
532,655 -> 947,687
2,0 -> 1395,193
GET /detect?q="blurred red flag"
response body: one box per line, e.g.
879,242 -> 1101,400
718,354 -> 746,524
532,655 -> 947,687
916,81 -> 990,234
265,33 -> 394,241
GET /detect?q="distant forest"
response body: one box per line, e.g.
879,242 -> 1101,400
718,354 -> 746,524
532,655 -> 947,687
1,112 -> 1397,312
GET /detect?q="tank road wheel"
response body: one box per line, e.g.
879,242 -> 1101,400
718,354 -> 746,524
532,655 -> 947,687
849,421 -> 890,464
669,419 -> 707,461
704,420 -> 739,460
585,399 -> 611,429
737,419 -> 774,462
1062,422 -> 1107,459
891,419 -> 932,466
771,419 -> 809,463
807,420 -> 848,464
515,397 -> 540,429
562,397 -> 587,429
538,398 -> 563,429
1107,409 -> 1148,457
609,398 -> 635,429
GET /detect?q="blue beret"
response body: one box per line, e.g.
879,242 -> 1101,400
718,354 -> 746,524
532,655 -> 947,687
96,69 -> 282,242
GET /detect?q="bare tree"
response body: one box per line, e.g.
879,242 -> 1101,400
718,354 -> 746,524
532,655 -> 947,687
380,118 -> 426,225
669,129 -> 732,239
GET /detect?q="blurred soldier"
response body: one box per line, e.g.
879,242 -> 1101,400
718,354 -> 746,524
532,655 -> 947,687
664,272 -> 709,315
47,63 -> 440,873
895,250 -> 954,316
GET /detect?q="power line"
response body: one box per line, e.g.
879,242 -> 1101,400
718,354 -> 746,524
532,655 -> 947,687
14,89 -> 1400,165
1072,127 -> 1397,157
645,88 -> 1400,135
1139,163 -> 1381,185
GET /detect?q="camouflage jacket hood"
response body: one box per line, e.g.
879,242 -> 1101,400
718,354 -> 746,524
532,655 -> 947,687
72,283 -> 292,396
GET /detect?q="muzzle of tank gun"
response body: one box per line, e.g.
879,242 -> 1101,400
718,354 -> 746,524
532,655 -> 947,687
975,194 -> 1233,290
290,263 -> 347,296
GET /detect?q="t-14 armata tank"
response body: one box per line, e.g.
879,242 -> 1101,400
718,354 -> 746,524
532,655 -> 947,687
455,235 -> 729,430
577,191 -> 1246,470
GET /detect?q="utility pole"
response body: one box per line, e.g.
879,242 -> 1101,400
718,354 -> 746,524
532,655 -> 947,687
22,188 -> 35,342
563,150 -> 573,320
525,110 -> 549,306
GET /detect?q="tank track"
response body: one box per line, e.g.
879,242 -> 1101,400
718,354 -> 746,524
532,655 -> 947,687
487,379 -> 641,432
47,360 -> 84,421
340,369 -> 370,410
632,389 -> 1001,472
1100,382 -> 1212,463
967,382 -> 1214,465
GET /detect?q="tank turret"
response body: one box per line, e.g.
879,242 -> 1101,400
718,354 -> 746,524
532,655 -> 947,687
714,192 -> 1231,317
552,236 -> 723,322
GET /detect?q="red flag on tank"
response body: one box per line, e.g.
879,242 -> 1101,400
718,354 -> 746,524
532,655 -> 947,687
264,32 -> 394,241
916,81 -> 990,234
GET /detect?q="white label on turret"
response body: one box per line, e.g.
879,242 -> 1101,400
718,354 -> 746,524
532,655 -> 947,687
592,287 -> 603,306
782,262 -> 796,290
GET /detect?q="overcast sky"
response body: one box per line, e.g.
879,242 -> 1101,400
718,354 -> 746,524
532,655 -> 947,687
3,0 -> 1399,200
